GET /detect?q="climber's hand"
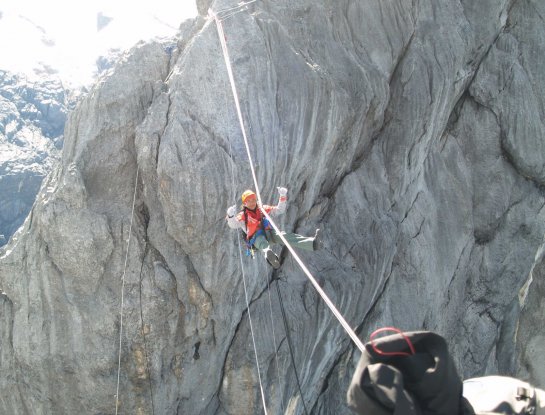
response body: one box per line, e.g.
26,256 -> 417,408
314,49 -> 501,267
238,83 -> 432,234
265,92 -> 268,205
226,205 -> 237,217
277,187 -> 288,196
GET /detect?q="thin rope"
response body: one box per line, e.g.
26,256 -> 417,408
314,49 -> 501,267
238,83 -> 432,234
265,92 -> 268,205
276,282 -> 310,415
215,9 -> 250,22
213,0 -> 258,21
212,13 -> 263,205
237,232 -> 270,414
115,167 -> 140,414
211,9 -> 366,355
262,210 -> 365,353
264,275 -> 285,414
216,14 -> 269,412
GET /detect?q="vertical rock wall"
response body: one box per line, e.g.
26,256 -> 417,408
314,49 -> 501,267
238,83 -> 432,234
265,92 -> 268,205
0,1 -> 544,414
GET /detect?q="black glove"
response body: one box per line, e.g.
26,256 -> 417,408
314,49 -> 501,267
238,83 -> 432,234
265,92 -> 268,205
347,331 -> 470,415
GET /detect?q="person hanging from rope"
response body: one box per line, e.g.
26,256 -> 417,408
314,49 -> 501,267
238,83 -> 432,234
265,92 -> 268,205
226,187 -> 322,269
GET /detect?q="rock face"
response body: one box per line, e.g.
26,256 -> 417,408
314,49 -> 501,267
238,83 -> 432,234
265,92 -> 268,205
1,0 -> 545,414
0,70 -> 69,246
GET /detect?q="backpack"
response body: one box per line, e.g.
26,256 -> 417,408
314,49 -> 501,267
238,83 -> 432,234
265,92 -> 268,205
346,331 -> 467,415
346,330 -> 545,415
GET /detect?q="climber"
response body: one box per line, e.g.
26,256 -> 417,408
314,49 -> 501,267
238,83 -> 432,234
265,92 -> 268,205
226,187 -> 322,269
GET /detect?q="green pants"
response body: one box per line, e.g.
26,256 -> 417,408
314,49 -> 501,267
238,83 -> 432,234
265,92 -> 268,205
253,230 -> 315,251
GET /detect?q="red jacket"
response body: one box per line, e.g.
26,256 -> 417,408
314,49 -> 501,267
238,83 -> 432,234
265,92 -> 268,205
226,195 -> 287,239
237,205 -> 273,240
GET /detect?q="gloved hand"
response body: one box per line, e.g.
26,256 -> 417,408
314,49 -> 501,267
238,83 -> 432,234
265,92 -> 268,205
277,187 -> 288,196
226,205 -> 237,217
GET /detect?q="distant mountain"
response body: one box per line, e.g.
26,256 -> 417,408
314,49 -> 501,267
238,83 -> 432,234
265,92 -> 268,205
0,70 -> 75,245
97,12 -> 114,32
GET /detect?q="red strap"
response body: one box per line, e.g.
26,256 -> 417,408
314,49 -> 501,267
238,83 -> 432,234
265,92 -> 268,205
369,327 -> 416,357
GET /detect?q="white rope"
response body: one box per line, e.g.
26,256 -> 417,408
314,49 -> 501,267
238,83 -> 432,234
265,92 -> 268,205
264,273 -> 285,413
115,168 -> 140,414
215,9 -> 250,22
212,12 -> 263,205
213,0 -> 258,20
228,103 -> 270,415
261,211 -> 365,353
217,13 -> 269,413
238,235 -> 269,414
211,10 -> 366,355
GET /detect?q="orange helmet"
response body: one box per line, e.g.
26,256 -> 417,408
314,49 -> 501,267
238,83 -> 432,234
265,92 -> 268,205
241,190 -> 256,203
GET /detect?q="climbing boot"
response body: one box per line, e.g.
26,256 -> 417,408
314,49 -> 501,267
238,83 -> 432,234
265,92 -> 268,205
313,228 -> 323,250
264,249 -> 280,269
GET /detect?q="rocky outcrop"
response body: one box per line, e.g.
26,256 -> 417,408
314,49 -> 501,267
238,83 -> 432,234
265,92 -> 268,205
0,70 -> 69,246
1,1 -> 544,414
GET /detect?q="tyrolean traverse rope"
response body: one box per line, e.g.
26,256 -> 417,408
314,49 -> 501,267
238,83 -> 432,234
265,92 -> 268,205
210,6 -> 366,357
115,168 -> 140,415
215,9 -> 270,413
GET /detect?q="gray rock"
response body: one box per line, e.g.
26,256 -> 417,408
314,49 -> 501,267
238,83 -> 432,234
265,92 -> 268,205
0,70 -> 70,247
1,0 -> 544,414
516,252 -> 545,387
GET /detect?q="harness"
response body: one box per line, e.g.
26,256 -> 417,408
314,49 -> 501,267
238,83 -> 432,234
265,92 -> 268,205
242,207 -> 270,257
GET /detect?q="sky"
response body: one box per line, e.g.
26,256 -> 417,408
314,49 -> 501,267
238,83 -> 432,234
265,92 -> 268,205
0,0 -> 198,86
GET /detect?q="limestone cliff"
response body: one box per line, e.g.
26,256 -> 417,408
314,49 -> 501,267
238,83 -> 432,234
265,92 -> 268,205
1,0 -> 544,414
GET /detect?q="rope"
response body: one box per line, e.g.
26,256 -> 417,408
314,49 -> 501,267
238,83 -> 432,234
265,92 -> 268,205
276,282 -> 310,415
115,167 -> 140,414
212,12 -> 263,205
211,8 -> 366,355
264,274 -> 285,414
262,211 -> 365,353
237,232 -> 270,414
213,0 -> 258,21
217,12 -> 269,413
